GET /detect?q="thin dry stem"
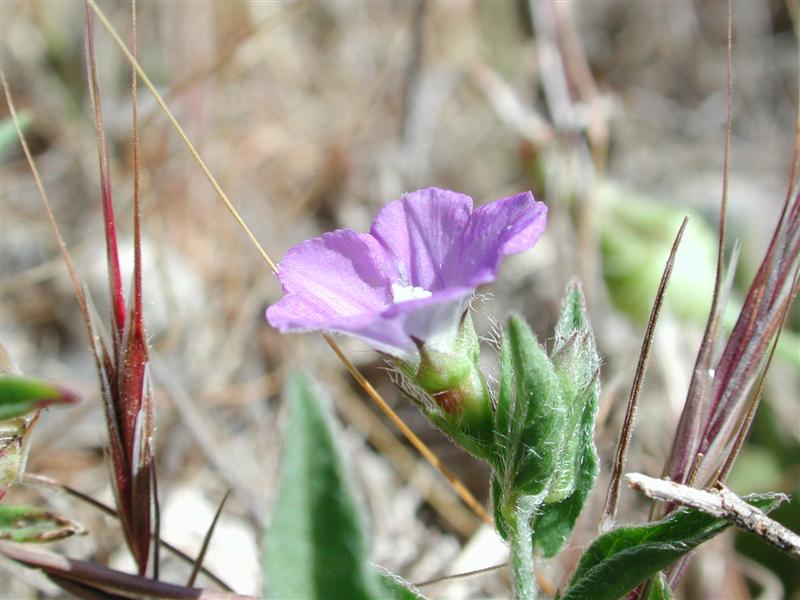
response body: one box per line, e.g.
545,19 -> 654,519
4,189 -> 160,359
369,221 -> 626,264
666,0 -> 734,491
84,0 -> 277,275
601,217 -> 689,532
187,490 -> 230,588
0,71 -> 91,331
414,562 -> 508,587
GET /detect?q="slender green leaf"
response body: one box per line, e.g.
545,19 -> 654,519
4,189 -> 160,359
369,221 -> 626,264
375,566 -> 429,600
0,505 -> 84,543
561,493 -> 786,600
0,376 -> 78,421
265,372 -> 379,600
505,315 -> 565,497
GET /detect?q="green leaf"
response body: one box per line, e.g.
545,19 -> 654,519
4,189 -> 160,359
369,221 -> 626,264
561,493 -> 786,600
0,375 -> 78,421
265,372 -> 380,600
503,315 -> 565,497
375,566 -> 429,600
532,384 -> 598,557
645,573 -> 673,600
491,473 -> 509,539
0,504 -> 85,542
533,281 -> 600,556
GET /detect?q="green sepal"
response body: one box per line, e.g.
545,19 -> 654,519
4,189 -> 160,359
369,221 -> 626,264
560,493 -> 786,600
645,573 -> 674,600
394,313 -> 494,461
0,504 -> 85,543
264,372 -> 381,599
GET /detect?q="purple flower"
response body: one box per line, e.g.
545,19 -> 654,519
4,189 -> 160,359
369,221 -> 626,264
266,188 -> 547,360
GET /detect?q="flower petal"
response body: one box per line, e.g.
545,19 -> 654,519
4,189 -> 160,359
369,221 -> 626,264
370,188 -> 472,291
385,286 -> 474,352
456,191 -> 548,286
267,229 -> 394,331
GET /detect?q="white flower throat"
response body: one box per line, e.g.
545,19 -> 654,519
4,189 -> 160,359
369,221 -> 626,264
391,282 -> 432,303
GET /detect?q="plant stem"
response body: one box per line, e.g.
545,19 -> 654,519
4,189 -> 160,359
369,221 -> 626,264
507,503 -> 536,600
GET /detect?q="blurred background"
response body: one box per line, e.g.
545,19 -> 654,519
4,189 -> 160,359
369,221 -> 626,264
1,1 -> 798,598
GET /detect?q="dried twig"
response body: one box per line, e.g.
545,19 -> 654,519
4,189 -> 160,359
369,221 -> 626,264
414,562 -> 507,587
626,473 -> 799,561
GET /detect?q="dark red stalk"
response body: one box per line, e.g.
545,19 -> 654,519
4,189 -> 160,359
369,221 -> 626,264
697,186 -> 800,471
82,0 -> 154,575
84,4 -> 126,349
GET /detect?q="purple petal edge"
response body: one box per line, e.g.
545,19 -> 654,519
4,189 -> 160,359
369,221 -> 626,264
266,188 -> 548,359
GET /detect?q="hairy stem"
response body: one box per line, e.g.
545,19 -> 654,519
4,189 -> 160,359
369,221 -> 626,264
506,503 -> 537,600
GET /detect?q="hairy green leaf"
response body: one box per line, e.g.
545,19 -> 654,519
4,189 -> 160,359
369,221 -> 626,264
533,282 -> 600,556
561,493 -> 786,600
504,315 -> 565,497
0,505 -> 84,543
532,383 -> 598,557
265,372 -> 379,600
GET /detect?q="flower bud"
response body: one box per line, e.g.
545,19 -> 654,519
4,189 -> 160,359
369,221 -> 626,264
414,313 -> 491,428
